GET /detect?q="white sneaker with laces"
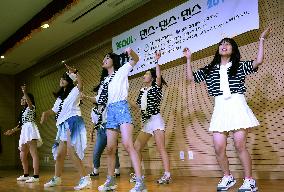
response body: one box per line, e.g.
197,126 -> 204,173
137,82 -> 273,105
129,177 -> 147,192
44,176 -> 62,188
74,176 -> 92,190
238,178 -> 258,192
98,176 -> 117,191
157,174 -> 171,184
217,175 -> 236,191
25,177 -> 39,183
17,175 -> 29,181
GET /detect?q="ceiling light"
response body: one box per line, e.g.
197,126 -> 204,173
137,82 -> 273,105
41,23 -> 49,29
61,60 -> 65,63
1,55 -> 4,59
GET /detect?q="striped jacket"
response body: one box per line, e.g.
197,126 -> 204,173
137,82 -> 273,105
193,60 -> 257,96
136,83 -> 162,123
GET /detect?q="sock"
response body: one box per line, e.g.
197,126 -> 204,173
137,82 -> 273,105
164,172 -> 171,177
93,168 -> 99,174
245,177 -> 253,180
33,175 -> 39,178
114,168 -> 120,174
224,173 -> 232,177
24,174 -> 29,177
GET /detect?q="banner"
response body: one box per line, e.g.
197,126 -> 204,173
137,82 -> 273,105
112,0 -> 259,76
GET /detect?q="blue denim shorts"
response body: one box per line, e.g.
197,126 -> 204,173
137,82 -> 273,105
106,100 -> 132,129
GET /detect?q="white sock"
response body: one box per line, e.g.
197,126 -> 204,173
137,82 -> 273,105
114,168 -> 120,174
164,172 -> 171,177
93,168 -> 99,174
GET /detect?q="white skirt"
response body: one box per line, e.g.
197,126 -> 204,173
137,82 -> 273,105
142,113 -> 165,135
19,122 -> 43,150
209,94 -> 259,132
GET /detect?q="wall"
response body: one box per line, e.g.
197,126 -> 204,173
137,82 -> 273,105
15,0 -> 284,179
0,74 -> 17,168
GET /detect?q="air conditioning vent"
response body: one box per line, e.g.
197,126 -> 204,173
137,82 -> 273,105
107,0 -> 127,8
65,0 -> 107,23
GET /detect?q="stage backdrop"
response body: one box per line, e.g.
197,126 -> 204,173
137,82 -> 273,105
112,0 -> 259,76
14,0 -> 284,179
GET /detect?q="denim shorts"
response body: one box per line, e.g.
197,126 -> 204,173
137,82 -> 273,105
106,100 -> 132,129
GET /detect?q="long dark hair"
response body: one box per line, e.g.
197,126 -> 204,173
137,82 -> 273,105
27,93 -> 35,106
99,52 -> 129,83
53,73 -> 75,99
206,38 -> 240,76
149,68 -> 167,88
92,84 -> 100,93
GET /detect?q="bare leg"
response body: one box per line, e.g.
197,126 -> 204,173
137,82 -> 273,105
153,130 -> 170,172
213,132 -> 230,175
134,132 -> 151,162
28,140 -> 39,175
120,123 -> 142,177
55,142 -> 67,177
20,144 -> 29,175
66,130 -> 87,177
233,129 -> 252,178
106,129 -> 118,176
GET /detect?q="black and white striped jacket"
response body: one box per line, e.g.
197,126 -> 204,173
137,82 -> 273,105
136,83 -> 162,123
193,60 -> 257,96
21,106 -> 36,125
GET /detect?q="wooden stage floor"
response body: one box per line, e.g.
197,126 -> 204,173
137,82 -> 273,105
0,169 -> 283,192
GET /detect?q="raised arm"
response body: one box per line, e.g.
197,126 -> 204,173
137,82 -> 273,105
125,47 -> 139,67
21,85 -> 33,109
65,64 -> 83,92
183,48 -> 194,82
154,51 -> 162,87
253,27 -> 271,69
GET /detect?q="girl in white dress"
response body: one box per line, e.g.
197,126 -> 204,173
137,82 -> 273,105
4,85 -> 42,183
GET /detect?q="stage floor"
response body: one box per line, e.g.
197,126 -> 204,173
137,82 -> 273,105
0,169 -> 283,192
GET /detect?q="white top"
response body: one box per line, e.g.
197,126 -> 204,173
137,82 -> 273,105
219,62 -> 232,99
52,86 -> 81,126
96,62 -> 133,105
141,87 -> 151,110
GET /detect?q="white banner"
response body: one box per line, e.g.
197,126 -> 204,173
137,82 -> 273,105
112,0 -> 259,76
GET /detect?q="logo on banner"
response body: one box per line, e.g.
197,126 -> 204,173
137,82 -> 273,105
115,36 -> 135,50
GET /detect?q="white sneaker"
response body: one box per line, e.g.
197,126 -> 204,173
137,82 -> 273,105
129,177 -> 147,192
98,176 -> 117,191
25,177 -> 39,183
74,176 -> 92,190
17,175 -> 29,181
44,176 -> 62,188
217,175 -> 236,191
238,178 -> 258,192
157,174 -> 171,184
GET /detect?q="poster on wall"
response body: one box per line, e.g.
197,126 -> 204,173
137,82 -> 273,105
112,0 -> 259,76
